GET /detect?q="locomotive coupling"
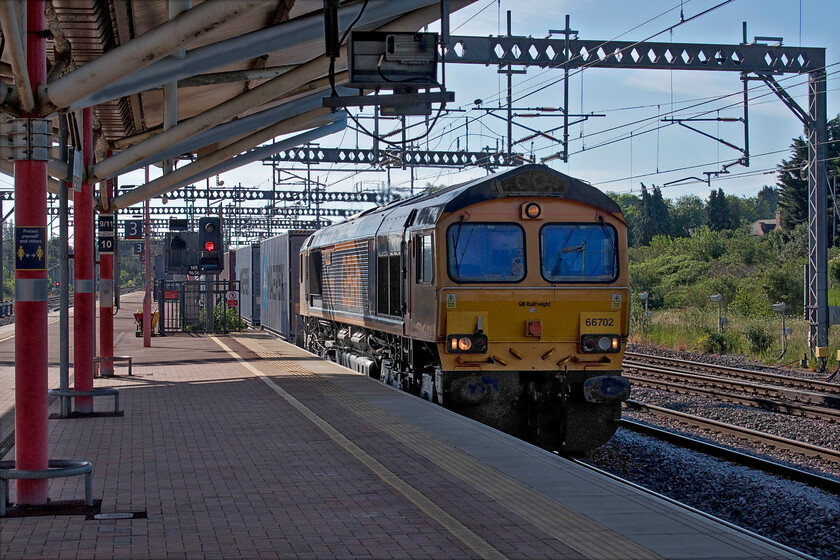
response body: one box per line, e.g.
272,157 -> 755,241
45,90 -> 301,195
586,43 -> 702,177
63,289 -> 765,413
582,375 -> 631,404
450,375 -> 499,406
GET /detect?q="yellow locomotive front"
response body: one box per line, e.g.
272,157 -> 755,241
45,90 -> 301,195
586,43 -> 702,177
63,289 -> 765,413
300,165 -> 629,454
432,193 -> 630,453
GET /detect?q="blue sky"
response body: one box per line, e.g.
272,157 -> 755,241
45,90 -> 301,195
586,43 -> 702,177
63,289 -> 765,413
114,0 -> 840,220
413,0 -> 840,201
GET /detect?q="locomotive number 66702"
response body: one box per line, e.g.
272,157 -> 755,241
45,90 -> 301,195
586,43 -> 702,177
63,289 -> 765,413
299,164 -> 631,453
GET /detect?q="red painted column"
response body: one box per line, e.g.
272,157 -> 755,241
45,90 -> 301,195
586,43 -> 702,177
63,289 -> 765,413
14,0 -> 49,504
99,164 -> 114,376
74,108 -> 95,411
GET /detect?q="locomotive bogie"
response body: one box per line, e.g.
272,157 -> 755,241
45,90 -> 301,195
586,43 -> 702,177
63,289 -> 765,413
298,165 -> 632,453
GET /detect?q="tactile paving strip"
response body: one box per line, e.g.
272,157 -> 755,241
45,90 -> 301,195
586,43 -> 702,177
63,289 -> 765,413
222,333 -> 663,560
212,336 -> 507,560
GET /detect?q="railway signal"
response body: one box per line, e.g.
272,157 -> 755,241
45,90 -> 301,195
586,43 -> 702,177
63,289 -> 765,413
198,216 -> 223,273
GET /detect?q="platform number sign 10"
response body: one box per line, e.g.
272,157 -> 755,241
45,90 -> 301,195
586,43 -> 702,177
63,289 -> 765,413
124,220 -> 144,240
97,236 -> 115,254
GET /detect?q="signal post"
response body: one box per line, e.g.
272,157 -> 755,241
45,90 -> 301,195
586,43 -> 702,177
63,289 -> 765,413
199,216 -> 223,331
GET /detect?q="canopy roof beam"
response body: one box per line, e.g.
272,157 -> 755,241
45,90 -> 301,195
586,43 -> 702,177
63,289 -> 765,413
111,107 -> 334,209
40,0 -> 271,114
0,1 -> 35,112
65,0 -> 442,112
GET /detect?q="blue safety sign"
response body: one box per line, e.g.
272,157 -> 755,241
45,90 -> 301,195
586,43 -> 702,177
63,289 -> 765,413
15,226 -> 46,270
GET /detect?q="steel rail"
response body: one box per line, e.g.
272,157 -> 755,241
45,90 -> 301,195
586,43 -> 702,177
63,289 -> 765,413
625,373 -> 840,423
624,351 -> 840,395
617,418 -> 840,496
624,400 -> 840,464
1,286 -> 144,327
623,361 -> 840,408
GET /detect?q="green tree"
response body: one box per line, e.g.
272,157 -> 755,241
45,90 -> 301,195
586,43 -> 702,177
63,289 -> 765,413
608,192 -> 641,246
637,183 -> 672,245
672,194 -> 706,237
726,195 -> 758,229
706,188 -> 731,231
755,185 -> 779,219
777,114 -> 840,231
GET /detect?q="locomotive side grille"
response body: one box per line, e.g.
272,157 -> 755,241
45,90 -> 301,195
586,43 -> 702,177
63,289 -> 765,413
323,242 -> 369,314
495,170 -> 567,195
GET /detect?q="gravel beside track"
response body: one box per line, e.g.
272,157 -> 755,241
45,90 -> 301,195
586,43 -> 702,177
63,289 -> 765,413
582,343 -> 840,560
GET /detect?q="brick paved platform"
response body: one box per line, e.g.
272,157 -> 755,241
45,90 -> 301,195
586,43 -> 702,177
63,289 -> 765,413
0,292 -> 808,559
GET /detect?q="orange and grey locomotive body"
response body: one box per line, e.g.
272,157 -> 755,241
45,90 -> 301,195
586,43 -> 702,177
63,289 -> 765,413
298,164 -> 630,453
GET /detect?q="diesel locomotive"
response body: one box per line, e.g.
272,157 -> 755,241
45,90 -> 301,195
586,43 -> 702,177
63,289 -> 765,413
298,164 -> 631,452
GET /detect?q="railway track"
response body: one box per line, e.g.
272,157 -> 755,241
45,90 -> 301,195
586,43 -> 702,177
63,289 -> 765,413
624,351 -> 840,396
2,286 -> 145,324
625,369 -> 840,422
613,416 -> 840,495
623,353 -> 840,421
590,351 -> 840,559
624,399 -> 840,466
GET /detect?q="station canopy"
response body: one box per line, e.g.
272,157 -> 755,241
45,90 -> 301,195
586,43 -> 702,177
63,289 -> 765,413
0,0 -> 477,208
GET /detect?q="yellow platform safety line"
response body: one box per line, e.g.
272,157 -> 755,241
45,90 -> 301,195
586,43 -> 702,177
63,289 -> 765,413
228,333 -> 664,560
211,335 -> 507,560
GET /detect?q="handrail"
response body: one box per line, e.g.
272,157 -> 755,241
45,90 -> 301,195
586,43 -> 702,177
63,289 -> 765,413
0,459 -> 93,516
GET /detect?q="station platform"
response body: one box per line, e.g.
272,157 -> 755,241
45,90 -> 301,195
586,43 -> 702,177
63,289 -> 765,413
0,292 -> 808,559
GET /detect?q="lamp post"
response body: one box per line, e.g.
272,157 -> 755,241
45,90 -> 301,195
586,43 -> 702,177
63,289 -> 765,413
771,302 -> 789,360
709,294 -> 726,333
638,291 -> 652,319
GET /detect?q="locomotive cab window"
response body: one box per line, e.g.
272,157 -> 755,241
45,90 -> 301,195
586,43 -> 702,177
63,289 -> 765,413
447,223 -> 525,283
376,235 -> 402,317
540,223 -> 618,283
416,234 -> 433,283
307,250 -> 323,295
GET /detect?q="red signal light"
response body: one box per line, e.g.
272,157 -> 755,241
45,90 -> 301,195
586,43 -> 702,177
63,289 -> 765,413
204,241 -> 215,252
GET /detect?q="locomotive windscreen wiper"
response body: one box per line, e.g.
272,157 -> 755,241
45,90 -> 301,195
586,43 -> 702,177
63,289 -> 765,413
452,216 -> 465,275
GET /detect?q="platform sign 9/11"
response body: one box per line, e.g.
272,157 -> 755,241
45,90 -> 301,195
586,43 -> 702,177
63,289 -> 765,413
98,214 -> 115,254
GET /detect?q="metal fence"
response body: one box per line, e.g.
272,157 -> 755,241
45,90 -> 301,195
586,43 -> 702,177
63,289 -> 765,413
155,279 -> 241,334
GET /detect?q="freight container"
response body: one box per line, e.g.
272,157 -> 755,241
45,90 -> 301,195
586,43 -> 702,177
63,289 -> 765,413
235,244 -> 261,326
260,231 -> 311,340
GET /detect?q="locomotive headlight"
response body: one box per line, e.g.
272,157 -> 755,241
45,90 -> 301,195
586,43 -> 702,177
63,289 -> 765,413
581,334 -> 621,353
447,334 -> 489,354
521,202 -> 542,219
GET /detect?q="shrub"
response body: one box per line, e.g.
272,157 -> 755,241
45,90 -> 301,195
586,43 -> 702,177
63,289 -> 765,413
700,327 -> 738,354
829,256 -> 840,286
689,227 -> 727,261
186,301 -> 245,332
761,262 -> 803,314
744,324 -> 773,353
731,283 -> 772,317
